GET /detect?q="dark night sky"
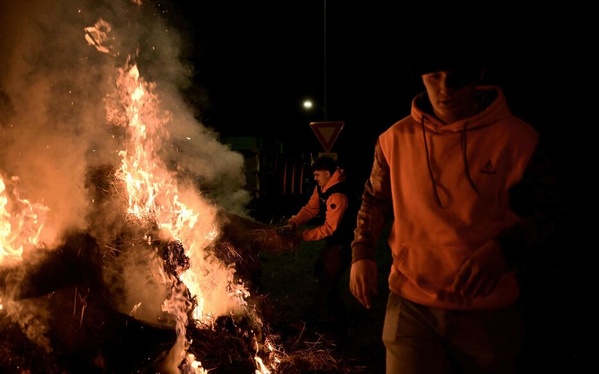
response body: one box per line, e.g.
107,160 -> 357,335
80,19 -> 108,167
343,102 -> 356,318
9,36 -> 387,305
165,2 -> 587,197
167,2 -> 577,138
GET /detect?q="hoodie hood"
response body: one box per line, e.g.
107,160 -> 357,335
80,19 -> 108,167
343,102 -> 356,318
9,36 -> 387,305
411,86 -> 509,133
321,167 -> 346,194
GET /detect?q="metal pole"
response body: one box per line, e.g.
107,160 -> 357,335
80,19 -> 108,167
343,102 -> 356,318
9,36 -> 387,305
323,0 -> 327,121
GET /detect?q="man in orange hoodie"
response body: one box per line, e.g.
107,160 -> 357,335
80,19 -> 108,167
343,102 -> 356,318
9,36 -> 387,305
349,55 -> 556,373
284,156 -> 357,334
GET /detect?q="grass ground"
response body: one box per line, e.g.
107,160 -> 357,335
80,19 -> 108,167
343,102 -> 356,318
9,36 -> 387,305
257,226 -> 392,373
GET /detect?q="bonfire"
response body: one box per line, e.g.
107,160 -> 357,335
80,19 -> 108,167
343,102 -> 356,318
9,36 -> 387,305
0,1 -> 369,373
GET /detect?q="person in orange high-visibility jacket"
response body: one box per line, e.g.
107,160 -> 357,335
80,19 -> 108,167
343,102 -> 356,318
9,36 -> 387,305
283,156 -> 358,335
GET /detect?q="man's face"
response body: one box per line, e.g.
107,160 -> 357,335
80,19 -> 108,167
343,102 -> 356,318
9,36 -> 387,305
421,69 -> 479,124
313,170 -> 331,188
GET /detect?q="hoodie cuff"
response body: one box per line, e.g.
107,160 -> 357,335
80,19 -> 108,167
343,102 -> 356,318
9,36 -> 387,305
351,242 -> 376,263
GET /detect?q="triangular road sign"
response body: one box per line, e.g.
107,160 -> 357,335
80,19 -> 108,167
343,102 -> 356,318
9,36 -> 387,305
309,121 -> 344,153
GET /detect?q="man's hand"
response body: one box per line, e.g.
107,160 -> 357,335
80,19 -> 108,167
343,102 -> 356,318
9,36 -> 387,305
441,240 -> 508,304
274,224 -> 301,250
349,259 -> 378,309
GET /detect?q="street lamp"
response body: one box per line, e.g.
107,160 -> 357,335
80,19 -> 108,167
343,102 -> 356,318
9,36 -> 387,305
301,99 -> 327,121
302,99 -> 325,113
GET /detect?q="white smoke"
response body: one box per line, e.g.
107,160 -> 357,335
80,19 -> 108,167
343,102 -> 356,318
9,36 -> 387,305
0,0 -> 250,250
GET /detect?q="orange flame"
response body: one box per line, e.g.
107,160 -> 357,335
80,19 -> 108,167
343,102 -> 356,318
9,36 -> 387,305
0,175 -> 48,266
108,55 -> 265,372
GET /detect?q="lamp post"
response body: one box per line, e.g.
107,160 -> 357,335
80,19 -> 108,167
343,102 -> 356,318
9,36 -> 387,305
300,1 -> 344,156
323,0 -> 327,121
302,0 -> 328,120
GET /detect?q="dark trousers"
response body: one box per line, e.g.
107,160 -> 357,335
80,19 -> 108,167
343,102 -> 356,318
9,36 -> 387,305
383,292 -> 524,374
307,242 -> 351,324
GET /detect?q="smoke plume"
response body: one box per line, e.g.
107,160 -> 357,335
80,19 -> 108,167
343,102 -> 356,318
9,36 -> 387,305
0,0 -> 250,250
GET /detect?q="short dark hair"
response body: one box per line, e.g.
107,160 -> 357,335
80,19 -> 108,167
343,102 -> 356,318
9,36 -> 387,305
311,156 -> 337,174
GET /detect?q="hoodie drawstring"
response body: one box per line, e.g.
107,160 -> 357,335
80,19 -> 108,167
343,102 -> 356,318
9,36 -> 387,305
421,116 -> 444,208
461,121 -> 481,196
421,117 -> 480,208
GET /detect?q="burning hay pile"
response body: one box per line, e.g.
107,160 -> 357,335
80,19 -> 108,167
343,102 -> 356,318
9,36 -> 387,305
0,204 -> 357,373
0,162 -> 297,373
